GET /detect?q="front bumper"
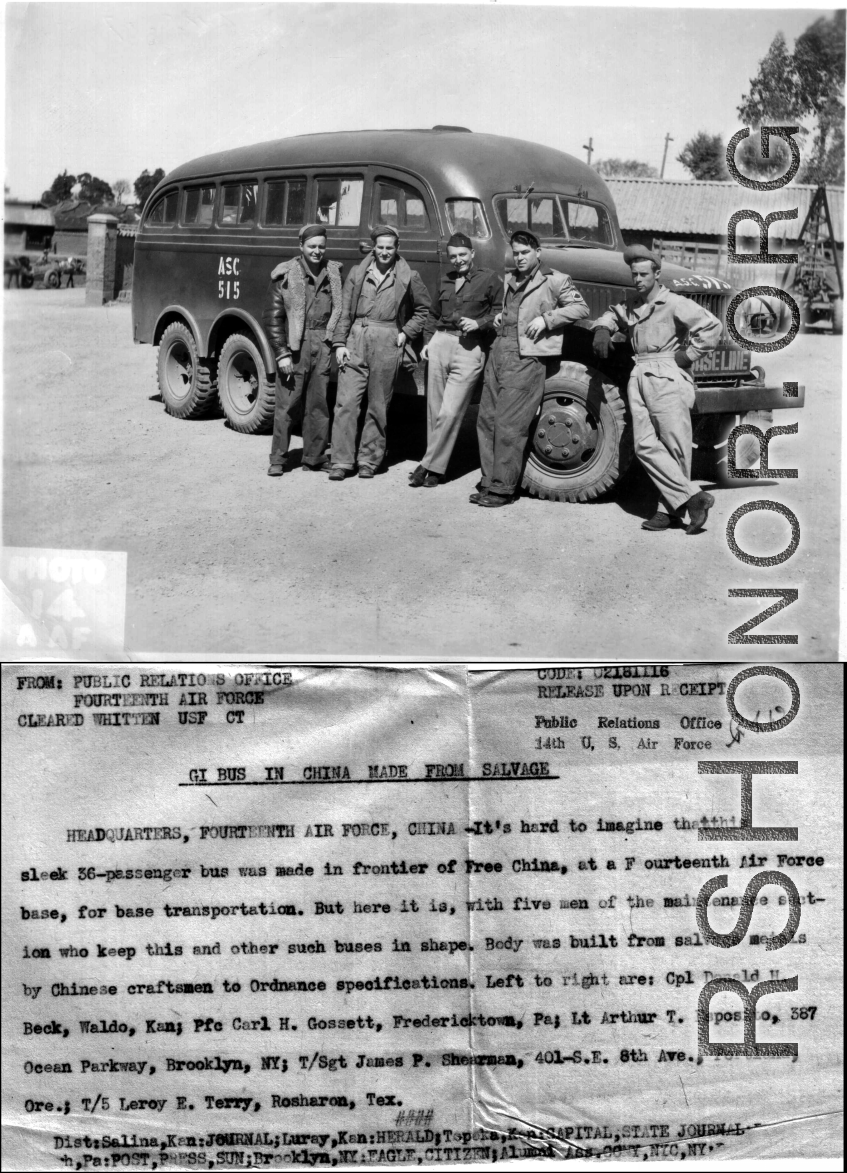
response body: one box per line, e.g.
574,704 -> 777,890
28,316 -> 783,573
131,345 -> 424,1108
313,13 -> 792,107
693,383 -> 805,414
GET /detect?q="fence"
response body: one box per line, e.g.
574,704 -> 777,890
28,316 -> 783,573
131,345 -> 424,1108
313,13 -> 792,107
651,238 -> 793,291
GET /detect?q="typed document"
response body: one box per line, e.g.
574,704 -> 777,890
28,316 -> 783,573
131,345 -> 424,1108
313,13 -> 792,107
1,663 -> 842,1168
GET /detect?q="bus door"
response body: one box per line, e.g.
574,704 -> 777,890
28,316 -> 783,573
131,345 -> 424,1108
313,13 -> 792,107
368,170 -> 441,303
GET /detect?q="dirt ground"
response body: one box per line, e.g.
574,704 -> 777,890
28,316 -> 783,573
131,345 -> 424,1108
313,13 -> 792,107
2,289 -> 841,658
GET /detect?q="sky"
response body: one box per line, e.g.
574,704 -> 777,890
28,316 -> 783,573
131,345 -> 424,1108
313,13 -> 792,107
3,2 -> 836,201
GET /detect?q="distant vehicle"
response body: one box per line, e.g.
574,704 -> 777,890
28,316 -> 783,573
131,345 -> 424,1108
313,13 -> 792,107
132,129 -> 803,500
782,185 -> 843,336
38,256 -> 86,289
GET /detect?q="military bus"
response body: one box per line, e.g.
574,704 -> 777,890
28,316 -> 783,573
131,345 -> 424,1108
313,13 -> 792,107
131,127 -> 802,501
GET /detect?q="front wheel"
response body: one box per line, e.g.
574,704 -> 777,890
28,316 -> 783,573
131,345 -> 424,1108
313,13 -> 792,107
521,361 -> 633,502
157,322 -> 218,419
43,268 -> 60,289
217,333 -> 276,433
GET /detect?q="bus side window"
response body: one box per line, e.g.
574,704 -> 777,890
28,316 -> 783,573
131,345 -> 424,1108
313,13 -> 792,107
315,177 -> 363,227
375,179 -> 430,230
147,190 -> 178,226
184,185 -> 215,227
265,179 -> 307,227
445,199 -> 491,241
220,182 -> 258,226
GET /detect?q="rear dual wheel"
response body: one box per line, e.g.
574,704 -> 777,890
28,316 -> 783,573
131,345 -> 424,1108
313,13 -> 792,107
216,333 -> 276,433
157,322 -> 218,419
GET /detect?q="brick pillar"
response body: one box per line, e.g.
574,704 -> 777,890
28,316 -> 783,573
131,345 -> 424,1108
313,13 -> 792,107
85,214 -> 119,306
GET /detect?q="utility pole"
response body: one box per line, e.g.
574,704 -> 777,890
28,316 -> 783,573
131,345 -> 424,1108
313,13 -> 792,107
583,137 -> 594,166
660,132 -> 674,179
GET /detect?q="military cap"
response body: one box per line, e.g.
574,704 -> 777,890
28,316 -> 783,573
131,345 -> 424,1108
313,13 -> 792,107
510,229 -> 540,249
299,223 -> 328,243
623,244 -> 660,267
370,223 -> 400,243
447,232 -> 473,249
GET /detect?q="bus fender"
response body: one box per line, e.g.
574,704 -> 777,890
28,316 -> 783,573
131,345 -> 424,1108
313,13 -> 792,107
207,308 -> 276,377
153,305 -> 204,352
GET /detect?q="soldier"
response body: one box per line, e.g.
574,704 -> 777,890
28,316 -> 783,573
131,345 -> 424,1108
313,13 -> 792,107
262,224 -> 343,476
592,245 -> 722,534
329,225 -> 430,480
472,230 -> 589,507
409,233 -> 501,488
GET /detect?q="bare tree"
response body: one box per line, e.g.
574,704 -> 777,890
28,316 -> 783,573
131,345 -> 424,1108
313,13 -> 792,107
113,179 -> 131,205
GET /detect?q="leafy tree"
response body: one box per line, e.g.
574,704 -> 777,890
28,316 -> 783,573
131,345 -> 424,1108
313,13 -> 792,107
113,179 -> 131,204
41,170 -> 77,206
76,172 -> 115,205
134,168 -> 165,209
737,14 -> 845,184
594,158 -> 658,179
677,132 -> 729,180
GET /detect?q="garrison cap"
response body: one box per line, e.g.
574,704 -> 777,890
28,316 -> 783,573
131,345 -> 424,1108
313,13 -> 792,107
623,244 -> 660,267
510,229 -> 540,249
371,223 -> 400,243
447,232 -> 473,249
299,223 -> 328,243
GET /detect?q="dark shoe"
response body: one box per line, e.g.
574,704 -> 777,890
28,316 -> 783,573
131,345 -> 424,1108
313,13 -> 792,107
477,493 -> 516,508
328,467 -> 348,481
684,491 -> 715,534
469,490 -> 489,504
641,511 -> 679,531
267,463 -> 284,477
408,464 -> 428,487
423,472 -> 443,488
358,466 -> 375,479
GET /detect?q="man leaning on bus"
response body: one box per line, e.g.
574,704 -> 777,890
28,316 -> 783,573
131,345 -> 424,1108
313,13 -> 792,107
262,223 -> 343,476
472,230 -> 589,507
328,225 -> 430,480
410,232 -> 501,489
592,245 -> 722,534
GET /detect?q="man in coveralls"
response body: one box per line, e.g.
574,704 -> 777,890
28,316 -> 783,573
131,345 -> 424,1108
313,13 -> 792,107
592,246 -> 722,533
472,230 -> 589,507
262,224 -> 343,475
329,225 -> 430,480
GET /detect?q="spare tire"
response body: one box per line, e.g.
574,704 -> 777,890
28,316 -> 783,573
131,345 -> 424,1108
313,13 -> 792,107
157,321 -> 218,420
521,361 -> 633,502
217,333 -> 276,433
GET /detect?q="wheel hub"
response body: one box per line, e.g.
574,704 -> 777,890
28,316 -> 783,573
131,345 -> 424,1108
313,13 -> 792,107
533,397 -> 599,472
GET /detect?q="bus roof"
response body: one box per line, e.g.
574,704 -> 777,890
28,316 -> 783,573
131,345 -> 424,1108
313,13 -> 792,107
161,129 -> 616,209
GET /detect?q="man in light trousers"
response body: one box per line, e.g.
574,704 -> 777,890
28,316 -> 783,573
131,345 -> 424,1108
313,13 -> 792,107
592,245 -> 722,533
409,233 -> 501,488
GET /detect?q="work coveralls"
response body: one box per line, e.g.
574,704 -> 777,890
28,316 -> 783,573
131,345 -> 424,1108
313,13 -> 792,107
331,258 -> 429,473
594,287 -> 722,514
478,266 -> 588,499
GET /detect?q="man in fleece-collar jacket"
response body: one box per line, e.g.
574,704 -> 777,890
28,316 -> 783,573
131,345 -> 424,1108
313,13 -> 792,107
262,223 -> 343,475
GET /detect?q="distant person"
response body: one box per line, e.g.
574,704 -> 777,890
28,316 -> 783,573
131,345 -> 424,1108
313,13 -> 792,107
329,225 -> 430,480
592,245 -> 722,534
65,257 -> 75,288
409,233 -> 501,488
262,224 -> 343,476
472,230 -> 589,507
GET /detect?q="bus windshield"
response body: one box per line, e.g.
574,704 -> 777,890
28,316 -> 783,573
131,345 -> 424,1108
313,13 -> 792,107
494,194 -> 614,247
